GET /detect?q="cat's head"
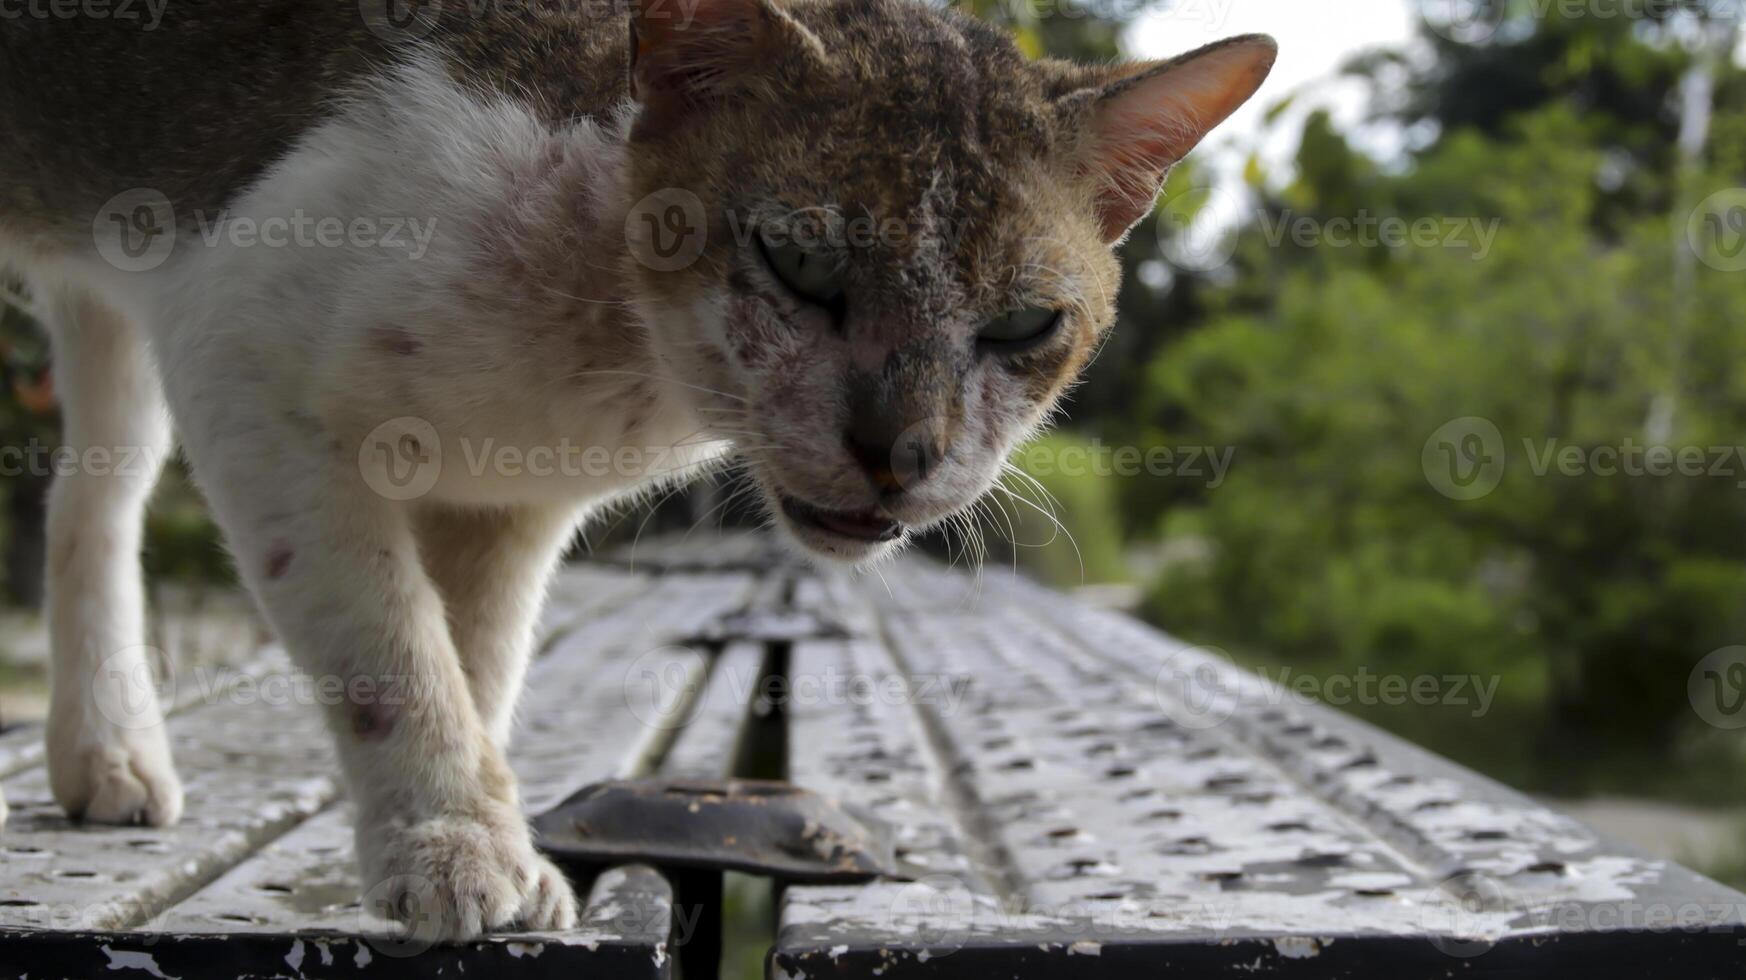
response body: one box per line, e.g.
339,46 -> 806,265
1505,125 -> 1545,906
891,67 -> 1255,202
623,0 -> 1273,562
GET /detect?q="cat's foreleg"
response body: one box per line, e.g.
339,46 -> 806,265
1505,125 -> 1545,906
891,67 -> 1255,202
40,281 -> 182,827
174,414 -> 577,940
414,503 -> 580,748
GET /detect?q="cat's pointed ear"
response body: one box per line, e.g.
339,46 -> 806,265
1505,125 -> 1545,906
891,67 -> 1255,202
1064,35 -> 1277,244
629,0 -> 824,124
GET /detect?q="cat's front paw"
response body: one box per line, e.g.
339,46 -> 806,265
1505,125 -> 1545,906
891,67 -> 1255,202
46,707 -> 183,827
362,808 -> 578,942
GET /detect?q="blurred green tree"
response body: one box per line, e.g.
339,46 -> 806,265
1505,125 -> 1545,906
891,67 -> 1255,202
1134,2 -> 1746,798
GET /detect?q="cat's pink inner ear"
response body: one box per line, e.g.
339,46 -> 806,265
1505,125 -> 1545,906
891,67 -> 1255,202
1080,35 -> 1277,243
630,0 -> 790,116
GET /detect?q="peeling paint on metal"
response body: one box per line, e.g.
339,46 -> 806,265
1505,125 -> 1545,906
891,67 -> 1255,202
100,948 -> 178,980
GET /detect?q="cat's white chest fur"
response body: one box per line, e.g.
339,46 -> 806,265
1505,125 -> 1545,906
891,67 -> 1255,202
135,55 -> 726,510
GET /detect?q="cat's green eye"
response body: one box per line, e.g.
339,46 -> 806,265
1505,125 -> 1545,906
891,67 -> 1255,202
978,306 -> 1062,352
756,229 -> 844,307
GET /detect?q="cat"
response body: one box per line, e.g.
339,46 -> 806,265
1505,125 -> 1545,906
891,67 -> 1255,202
0,0 -> 1273,941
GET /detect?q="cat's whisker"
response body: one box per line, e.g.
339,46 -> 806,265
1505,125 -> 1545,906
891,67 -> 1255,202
969,494 -> 1017,576
563,369 -> 750,405
980,485 -> 1020,559
682,482 -> 754,542
627,479 -> 691,564
991,478 -> 1085,586
533,282 -> 638,307
867,562 -> 896,601
1000,460 -> 1069,522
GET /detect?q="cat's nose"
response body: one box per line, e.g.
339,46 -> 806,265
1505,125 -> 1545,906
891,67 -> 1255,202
845,414 -> 949,497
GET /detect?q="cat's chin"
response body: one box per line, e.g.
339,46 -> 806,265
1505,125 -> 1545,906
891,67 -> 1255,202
772,494 -> 909,565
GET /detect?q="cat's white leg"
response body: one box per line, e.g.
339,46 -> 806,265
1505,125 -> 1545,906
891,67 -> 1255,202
40,282 -> 181,827
414,504 -> 580,748
169,408 -> 576,939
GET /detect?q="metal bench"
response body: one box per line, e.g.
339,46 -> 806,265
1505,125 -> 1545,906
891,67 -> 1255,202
2,533 -> 1742,978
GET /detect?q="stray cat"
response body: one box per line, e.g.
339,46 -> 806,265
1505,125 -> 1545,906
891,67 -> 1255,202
0,0 -> 1273,940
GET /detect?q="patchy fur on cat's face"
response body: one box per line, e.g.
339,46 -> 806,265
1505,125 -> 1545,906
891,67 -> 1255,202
622,0 -> 1274,562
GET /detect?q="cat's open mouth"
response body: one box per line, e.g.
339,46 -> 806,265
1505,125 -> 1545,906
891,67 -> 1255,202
778,495 -> 904,544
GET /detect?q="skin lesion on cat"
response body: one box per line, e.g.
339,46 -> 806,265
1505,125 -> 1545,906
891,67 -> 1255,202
0,0 -> 1273,941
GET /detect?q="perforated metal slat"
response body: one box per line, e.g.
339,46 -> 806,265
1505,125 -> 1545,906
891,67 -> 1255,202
774,587 -> 1019,980
765,560 -> 1746,978
659,641 -> 764,782
0,646 -> 290,781
0,565 -> 757,979
154,571 -> 755,927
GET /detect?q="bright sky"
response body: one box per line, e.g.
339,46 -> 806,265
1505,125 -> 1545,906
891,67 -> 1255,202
1127,0 -> 1419,183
